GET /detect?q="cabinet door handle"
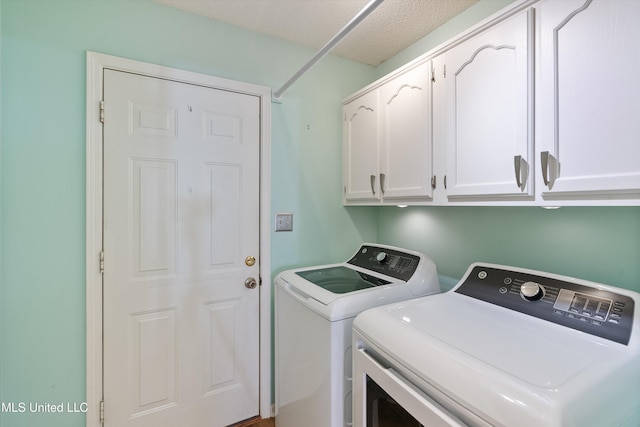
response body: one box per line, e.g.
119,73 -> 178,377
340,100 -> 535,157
379,173 -> 386,195
540,151 -> 559,189
370,174 -> 376,195
431,175 -> 436,190
514,155 -> 529,191
541,151 -> 550,187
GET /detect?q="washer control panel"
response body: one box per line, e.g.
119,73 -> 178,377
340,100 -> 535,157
455,265 -> 635,345
347,245 -> 420,282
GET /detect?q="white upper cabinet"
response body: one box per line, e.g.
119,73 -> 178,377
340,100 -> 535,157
379,62 -> 434,201
343,61 -> 434,204
536,0 -> 640,202
343,89 -> 380,202
444,9 -> 534,200
342,0 -> 640,206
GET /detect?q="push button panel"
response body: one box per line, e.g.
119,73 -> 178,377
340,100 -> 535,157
455,265 -> 635,345
347,245 -> 421,282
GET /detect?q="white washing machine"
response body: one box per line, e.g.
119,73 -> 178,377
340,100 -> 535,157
353,263 -> 640,427
275,243 -> 440,427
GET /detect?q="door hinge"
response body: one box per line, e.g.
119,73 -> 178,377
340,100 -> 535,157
443,64 -> 447,78
100,101 -> 105,124
431,66 -> 436,83
100,399 -> 105,424
99,251 -> 104,274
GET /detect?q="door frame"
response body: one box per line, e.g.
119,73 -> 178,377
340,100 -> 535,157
86,51 -> 272,427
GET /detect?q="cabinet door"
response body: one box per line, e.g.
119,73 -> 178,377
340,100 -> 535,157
343,90 -> 380,202
379,62 -> 434,200
445,9 -> 534,200
537,0 -> 640,201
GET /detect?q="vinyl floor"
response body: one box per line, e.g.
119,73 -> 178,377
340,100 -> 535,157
251,419 -> 275,427
232,417 -> 275,427
235,410 -> 418,427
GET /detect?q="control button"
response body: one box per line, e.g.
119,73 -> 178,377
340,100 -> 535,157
499,287 -> 508,294
478,271 -> 488,280
608,318 -> 620,325
376,252 -> 388,263
573,296 -> 588,309
586,301 -> 599,312
520,282 -> 545,301
504,278 -> 512,285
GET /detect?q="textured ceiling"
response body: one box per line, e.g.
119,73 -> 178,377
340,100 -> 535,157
152,0 -> 479,66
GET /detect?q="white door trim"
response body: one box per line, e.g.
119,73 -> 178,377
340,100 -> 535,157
86,51 -> 272,427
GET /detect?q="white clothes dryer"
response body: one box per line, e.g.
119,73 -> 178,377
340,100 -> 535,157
275,243 -> 440,427
353,263 -> 640,427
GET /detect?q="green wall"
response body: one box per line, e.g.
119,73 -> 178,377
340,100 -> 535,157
2,0 -> 639,426
0,0 -> 376,425
0,0 -> 4,415
378,206 -> 640,292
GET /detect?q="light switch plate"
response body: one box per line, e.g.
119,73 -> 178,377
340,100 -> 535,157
275,213 -> 293,232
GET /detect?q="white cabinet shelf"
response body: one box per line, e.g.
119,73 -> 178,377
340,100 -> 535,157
342,0 -> 640,206
379,62 -> 434,201
343,90 -> 380,202
344,61 -> 435,205
443,9 -> 534,201
535,0 -> 640,203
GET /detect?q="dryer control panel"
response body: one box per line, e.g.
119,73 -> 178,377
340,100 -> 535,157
347,245 -> 421,282
455,265 -> 636,345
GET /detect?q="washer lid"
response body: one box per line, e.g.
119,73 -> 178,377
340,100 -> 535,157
277,265 -> 416,321
295,266 -> 391,294
275,244 -> 441,321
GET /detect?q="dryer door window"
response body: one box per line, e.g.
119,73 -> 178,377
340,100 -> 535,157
366,377 -> 422,427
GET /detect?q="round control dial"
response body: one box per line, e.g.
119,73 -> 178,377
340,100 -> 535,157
376,252 -> 388,263
520,281 -> 545,301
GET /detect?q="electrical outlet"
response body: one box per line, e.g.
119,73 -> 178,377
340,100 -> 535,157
275,213 -> 293,232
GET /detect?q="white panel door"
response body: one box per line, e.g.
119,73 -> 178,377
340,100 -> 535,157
379,61 -> 433,200
536,0 -> 640,200
103,69 -> 260,427
445,9 -> 534,200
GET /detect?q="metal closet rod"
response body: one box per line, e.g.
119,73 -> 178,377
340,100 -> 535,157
272,0 -> 385,102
